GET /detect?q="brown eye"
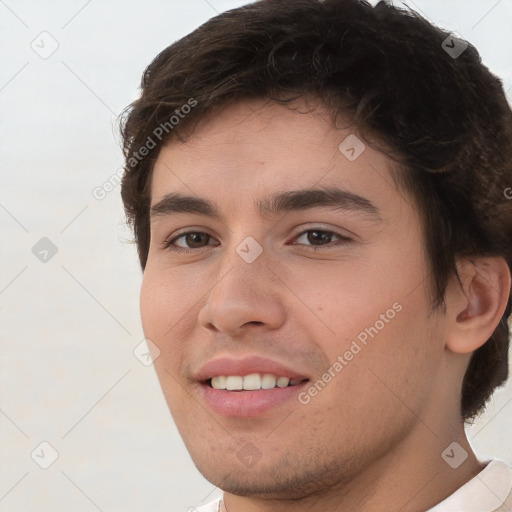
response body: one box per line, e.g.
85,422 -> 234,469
164,231 -> 218,252
293,229 -> 351,248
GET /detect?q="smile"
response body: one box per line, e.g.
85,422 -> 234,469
209,373 -> 303,390
195,356 -> 310,417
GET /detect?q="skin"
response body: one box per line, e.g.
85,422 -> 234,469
140,97 -> 510,512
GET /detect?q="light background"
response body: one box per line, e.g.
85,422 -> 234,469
1,0 -> 511,511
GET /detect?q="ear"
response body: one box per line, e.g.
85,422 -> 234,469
444,256 -> 511,354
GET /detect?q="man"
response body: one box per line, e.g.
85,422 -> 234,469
119,0 -> 512,510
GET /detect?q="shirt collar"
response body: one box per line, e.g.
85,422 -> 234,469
427,459 -> 512,512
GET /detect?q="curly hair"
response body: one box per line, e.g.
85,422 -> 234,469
119,0 -> 512,421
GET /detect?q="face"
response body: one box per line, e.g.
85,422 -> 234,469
141,98 -> 446,498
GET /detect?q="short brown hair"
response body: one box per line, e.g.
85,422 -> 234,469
119,0 -> 512,421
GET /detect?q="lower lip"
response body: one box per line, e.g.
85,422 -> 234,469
200,381 -> 309,417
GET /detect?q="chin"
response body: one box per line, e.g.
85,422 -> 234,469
191,453 -> 351,501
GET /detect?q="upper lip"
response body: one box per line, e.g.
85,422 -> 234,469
195,355 -> 310,382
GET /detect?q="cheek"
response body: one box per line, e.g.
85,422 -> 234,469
139,267 -> 188,381
293,245 -> 438,405
287,256 -> 408,339
140,272 -> 168,345
139,264 -> 193,338
139,274 -> 155,336
140,268 -> 192,417
321,290 -> 439,423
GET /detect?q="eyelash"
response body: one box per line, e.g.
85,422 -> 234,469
162,228 -> 352,253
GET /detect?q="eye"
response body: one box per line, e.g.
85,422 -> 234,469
291,229 -> 351,249
163,228 -> 351,253
163,231 -> 218,253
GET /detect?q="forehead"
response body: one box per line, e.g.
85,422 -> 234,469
150,98 -> 412,223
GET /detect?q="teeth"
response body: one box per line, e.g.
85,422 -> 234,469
211,376 -> 227,389
276,377 -> 290,388
243,373 -> 261,390
261,374 -> 277,389
226,376 -> 243,390
210,373 -> 300,390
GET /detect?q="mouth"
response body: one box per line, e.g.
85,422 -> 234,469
206,373 -> 307,391
200,377 -> 310,417
195,356 -> 311,417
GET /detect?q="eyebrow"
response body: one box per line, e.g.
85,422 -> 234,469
150,186 -> 382,222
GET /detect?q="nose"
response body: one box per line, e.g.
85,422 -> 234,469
196,244 -> 287,337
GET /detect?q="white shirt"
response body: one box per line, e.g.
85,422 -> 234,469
192,460 -> 512,512
427,460 -> 512,512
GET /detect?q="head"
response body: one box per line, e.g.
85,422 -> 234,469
119,0 -> 512,498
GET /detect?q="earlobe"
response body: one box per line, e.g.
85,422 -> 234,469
445,256 -> 511,355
